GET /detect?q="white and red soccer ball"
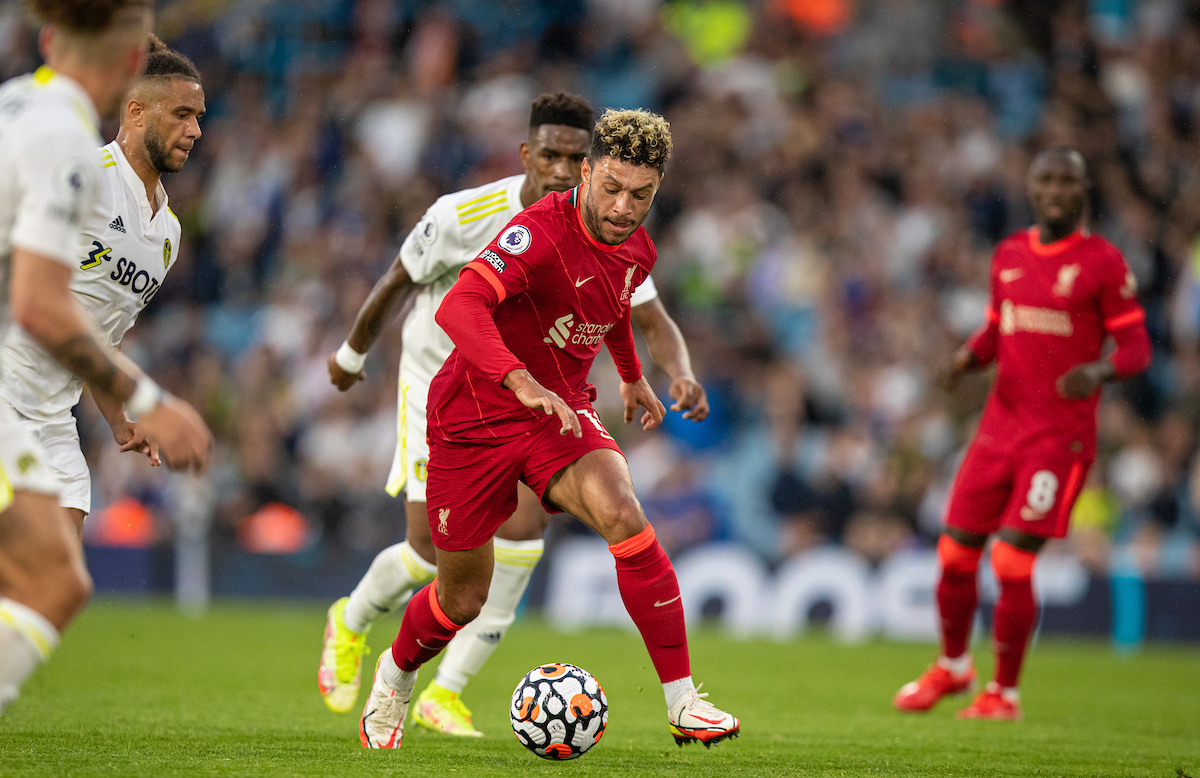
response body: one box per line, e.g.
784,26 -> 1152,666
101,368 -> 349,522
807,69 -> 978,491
510,663 -> 608,760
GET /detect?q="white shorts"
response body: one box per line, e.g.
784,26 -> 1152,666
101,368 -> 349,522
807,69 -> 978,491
0,402 -> 63,513
0,397 -> 88,514
385,361 -> 430,503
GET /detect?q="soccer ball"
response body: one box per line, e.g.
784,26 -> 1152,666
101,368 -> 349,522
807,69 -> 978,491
510,663 -> 608,760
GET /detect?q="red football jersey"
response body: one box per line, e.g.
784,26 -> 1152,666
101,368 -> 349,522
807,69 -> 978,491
967,227 -> 1145,459
428,185 -> 655,443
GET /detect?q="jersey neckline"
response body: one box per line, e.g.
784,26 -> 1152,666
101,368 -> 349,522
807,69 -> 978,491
1026,226 -> 1085,257
106,140 -> 170,227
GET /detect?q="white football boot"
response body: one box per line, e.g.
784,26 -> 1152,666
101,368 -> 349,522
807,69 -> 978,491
359,653 -> 415,749
668,684 -> 740,748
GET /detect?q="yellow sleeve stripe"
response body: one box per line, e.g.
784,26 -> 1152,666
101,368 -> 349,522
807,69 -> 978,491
166,206 -> 179,223
103,161 -> 116,168
459,204 -> 510,225
455,190 -> 507,214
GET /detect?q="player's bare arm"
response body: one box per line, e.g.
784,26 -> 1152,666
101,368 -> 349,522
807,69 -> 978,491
503,368 -> 582,438
12,250 -> 211,472
327,254 -> 418,390
631,298 -> 707,421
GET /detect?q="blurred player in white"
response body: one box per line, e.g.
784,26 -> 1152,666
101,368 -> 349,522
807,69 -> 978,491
0,1 -> 210,716
319,93 -> 708,734
1,34 -> 204,535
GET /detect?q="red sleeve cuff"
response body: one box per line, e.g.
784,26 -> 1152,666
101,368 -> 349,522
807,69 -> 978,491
461,263 -> 507,303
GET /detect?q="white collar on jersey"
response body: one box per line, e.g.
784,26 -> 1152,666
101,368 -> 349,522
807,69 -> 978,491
107,139 -> 170,226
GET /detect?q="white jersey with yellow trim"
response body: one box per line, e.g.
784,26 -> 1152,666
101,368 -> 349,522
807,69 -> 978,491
0,66 -> 104,505
385,173 -> 658,498
0,66 -> 103,363
0,140 -> 180,422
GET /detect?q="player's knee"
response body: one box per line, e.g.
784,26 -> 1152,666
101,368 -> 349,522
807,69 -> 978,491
938,534 -> 984,576
600,499 -> 646,544
32,558 -> 91,629
991,540 -> 1036,583
439,581 -> 488,626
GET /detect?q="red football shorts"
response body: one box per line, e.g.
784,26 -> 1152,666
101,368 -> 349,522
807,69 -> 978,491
425,404 -> 623,551
944,439 -> 1090,540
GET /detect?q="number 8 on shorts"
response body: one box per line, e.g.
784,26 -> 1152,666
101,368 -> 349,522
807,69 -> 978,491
1012,459 -> 1088,538
1025,470 -> 1059,513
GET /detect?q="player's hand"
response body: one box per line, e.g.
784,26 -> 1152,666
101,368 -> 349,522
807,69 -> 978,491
327,352 -> 365,391
1057,361 -> 1114,399
621,376 -> 666,431
114,420 -> 161,466
137,395 -> 213,473
504,369 -> 582,438
937,348 -> 976,392
668,375 -> 708,421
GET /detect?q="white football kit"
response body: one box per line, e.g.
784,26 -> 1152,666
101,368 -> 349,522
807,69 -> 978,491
0,67 -> 103,511
0,139 -> 180,513
385,173 -> 658,501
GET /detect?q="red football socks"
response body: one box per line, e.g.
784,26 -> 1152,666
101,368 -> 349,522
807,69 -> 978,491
936,535 -> 983,659
390,580 -> 463,673
609,525 -> 690,683
991,541 -> 1038,688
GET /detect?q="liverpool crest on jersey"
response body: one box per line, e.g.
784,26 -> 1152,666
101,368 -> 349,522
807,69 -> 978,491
1053,264 -> 1081,297
619,266 -> 636,302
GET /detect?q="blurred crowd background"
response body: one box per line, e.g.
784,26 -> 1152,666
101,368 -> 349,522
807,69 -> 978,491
5,0 -> 1200,582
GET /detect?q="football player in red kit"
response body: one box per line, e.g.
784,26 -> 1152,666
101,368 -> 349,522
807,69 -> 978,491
358,109 -> 740,750
894,147 -> 1151,720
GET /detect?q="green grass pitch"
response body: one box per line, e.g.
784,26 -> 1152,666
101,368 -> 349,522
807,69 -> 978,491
0,599 -> 1196,777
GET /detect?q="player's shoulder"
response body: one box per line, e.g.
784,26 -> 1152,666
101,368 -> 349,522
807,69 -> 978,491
493,187 -> 573,255
1077,231 -> 1123,262
436,174 -> 522,223
425,174 -> 523,246
514,184 -> 572,228
993,228 -> 1032,258
0,69 -> 96,145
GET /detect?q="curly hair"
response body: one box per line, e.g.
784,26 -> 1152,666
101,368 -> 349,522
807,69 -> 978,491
26,0 -> 150,33
529,92 -> 592,132
589,108 -> 672,173
143,33 -> 201,83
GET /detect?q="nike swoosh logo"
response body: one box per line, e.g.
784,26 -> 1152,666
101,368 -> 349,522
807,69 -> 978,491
575,276 -> 594,287
690,714 -> 727,726
653,595 -> 681,608
999,268 -> 1024,283
416,639 -> 435,649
